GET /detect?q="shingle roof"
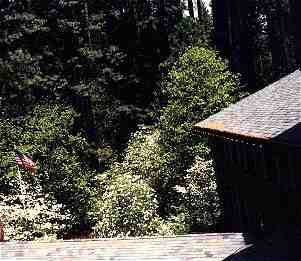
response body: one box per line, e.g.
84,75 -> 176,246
0,233 -> 248,260
194,70 -> 301,145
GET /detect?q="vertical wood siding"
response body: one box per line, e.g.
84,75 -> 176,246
209,136 -> 301,239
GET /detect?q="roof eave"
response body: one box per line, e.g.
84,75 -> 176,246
193,125 -> 301,148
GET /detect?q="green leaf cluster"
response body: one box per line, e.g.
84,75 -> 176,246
0,104 -> 96,231
0,0 -> 237,238
103,46 -> 240,233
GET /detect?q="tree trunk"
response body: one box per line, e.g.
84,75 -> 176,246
289,0 -> 301,67
196,0 -> 202,19
188,0 -> 194,18
84,1 -> 91,47
265,0 -> 296,80
212,0 -> 231,58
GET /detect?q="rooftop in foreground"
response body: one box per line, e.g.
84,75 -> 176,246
0,233 -> 248,260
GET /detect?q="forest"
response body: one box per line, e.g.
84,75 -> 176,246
0,0 -> 300,240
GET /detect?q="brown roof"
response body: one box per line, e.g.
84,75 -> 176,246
194,70 -> 301,145
0,233 -> 248,260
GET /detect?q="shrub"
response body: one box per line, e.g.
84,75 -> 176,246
91,46 -> 240,236
0,104 -> 97,231
91,127 -> 189,237
0,176 -> 71,241
176,156 -> 220,231
93,173 -> 159,238
156,46 -> 239,220
160,46 -> 239,158
120,127 -> 170,189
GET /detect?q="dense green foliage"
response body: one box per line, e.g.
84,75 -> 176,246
0,104 -> 96,233
0,0 -> 295,240
157,46 -> 238,229
184,156 -> 220,231
0,0 -> 244,239
94,173 -> 160,237
99,47 -> 239,236
0,180 -> 71,240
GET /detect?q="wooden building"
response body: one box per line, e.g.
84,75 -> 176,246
194,70 -> 301,238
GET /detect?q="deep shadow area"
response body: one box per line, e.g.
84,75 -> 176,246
224,232 -> 301,261
274,123 -> 301,146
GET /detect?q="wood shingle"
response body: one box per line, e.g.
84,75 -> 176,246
194,70 -> 301,240
194,70 -> 301,146
0,233 -> 248,260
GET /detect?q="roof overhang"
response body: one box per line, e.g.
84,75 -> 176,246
194,70 -> 301,148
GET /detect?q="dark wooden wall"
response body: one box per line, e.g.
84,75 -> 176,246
209,136 -> 301,239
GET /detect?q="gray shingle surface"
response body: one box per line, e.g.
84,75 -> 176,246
0,233 -> 248,260
194,70 -> 301,144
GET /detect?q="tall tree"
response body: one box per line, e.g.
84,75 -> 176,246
187,0 -> 194,18
264,0 -> 296,79
211,0 -> 231,58
212,0 -> 257,88
197,0 -> 211,31
289,0 -> 301,67
212,0 -> 298,90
